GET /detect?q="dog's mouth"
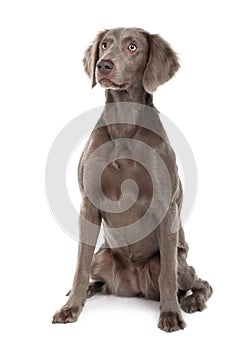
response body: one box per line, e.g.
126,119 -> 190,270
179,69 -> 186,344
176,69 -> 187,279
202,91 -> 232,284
98,78 -> 129,90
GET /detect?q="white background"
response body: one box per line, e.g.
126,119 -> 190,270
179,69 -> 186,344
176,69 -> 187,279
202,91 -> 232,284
1,0 -> 244,349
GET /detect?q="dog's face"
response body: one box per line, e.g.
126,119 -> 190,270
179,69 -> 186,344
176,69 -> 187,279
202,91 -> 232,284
95,28 -> 149,90
83,27 -> 180,93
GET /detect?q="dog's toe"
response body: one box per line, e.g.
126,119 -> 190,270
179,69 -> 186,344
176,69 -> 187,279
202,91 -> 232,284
158,311 -> 186,332
52,305 -> 81,324
180,294 -> 206,313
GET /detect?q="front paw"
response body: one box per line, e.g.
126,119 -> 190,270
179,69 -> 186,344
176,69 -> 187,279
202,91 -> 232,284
158,311 -> 186,332
52,303 -> 83,324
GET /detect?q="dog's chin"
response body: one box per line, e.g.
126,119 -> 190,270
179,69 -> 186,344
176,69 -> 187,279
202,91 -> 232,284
98,78 -> 129,90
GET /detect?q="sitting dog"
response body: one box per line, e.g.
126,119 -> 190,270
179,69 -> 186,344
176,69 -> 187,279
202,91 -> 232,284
52,28 -> 212,332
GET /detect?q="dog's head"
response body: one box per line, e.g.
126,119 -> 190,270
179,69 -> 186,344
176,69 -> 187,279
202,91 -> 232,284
83,28 -> 180,94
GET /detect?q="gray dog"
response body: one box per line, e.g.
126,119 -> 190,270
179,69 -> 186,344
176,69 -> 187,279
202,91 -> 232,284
52,28 -> 212,332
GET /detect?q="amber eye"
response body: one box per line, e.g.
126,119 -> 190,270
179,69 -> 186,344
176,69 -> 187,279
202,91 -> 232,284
128,43 -> 137,52
101,42 -> 108,50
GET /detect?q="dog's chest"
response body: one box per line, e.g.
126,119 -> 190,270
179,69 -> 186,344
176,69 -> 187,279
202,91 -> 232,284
83,137 -> 155,203
101,158 -> 153,201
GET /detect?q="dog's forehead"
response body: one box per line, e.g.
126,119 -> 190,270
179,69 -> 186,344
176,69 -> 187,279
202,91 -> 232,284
102,27 -> 147,44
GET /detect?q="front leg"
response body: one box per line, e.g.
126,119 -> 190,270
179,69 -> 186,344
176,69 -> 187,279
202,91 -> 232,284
52,199 -> 101,324
157,203 -> 186,332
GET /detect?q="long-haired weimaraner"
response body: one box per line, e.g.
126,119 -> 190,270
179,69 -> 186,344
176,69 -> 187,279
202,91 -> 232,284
52,28 -> 212,332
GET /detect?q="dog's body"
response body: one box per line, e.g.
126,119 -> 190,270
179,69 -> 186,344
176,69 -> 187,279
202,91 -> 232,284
52,28 -> 212,332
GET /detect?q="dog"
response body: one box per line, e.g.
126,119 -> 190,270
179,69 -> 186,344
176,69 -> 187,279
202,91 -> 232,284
52,28 -> 212,332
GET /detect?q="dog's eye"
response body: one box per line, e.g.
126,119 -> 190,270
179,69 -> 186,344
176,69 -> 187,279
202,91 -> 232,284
101,42 -> 108,50
128,43 -> 137,52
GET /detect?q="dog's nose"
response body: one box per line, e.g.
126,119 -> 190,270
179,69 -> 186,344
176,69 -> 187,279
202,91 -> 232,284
96,60 -> 114,74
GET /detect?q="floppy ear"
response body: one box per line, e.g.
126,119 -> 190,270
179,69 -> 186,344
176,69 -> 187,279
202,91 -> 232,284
142,34 -> 180,93
83,30 -> 108,88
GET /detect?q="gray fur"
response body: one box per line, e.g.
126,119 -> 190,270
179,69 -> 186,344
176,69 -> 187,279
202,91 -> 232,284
52,28 -> 212,332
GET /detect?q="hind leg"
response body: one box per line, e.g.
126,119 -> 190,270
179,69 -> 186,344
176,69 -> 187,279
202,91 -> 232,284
88,247 -> 113,295
178,278 -> 213,313
86,281 -> 105,298
177,232 -> 213,313
90,247 -> 145,297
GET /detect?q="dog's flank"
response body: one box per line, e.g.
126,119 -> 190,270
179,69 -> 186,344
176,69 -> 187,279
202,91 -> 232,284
52,28 -> 212,332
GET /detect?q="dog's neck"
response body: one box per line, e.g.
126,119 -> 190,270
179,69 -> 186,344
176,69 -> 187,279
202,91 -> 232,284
102,86 -> 155,139
105,86 -> 153,106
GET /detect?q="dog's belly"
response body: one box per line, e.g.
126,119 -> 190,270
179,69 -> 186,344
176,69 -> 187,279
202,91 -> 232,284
108,230 -> 159,262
